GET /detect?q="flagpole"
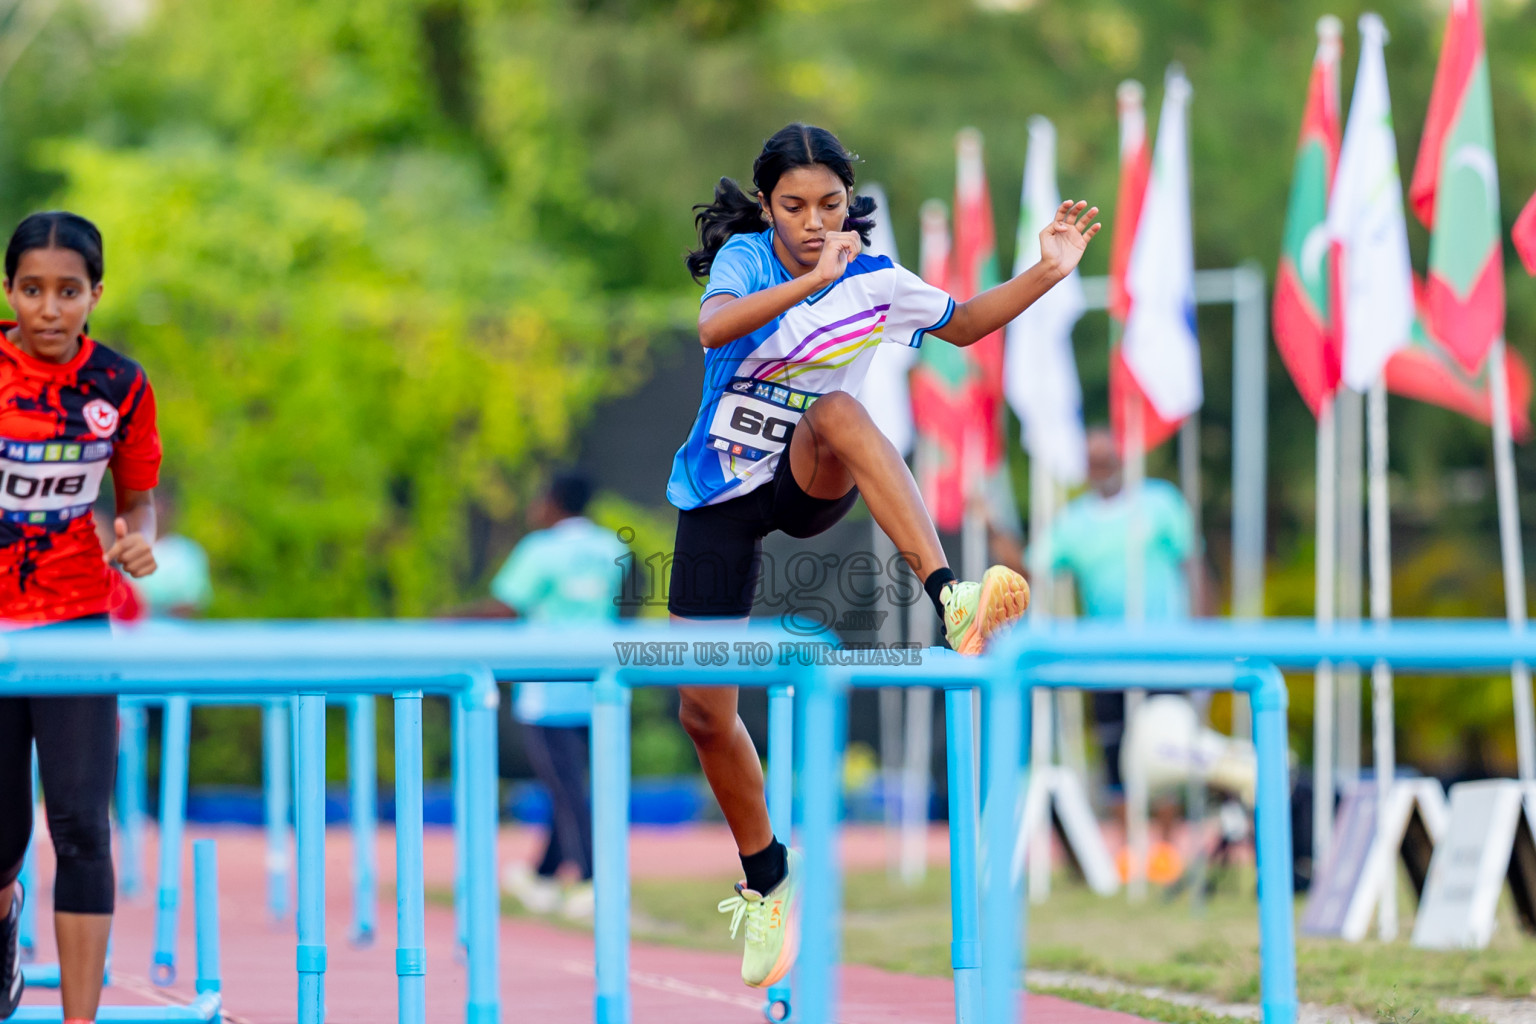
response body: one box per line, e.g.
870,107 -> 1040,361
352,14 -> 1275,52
1027,454 -> 1057,902
901,440 -> 937,886
1487,339 -> 1536,780
1124,397 -> 1149,903
1366,379 -> 1397,940
1337,387 -> 1364,786
1314,396 -> 1338,870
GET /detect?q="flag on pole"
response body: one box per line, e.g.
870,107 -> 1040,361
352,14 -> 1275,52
1513,188 -> 1536,275
1108,80 -> 1184,454
1004,116 -> 1088,486
858,184 -> 920,456
1386,277 -> 1533,439
911,199 -> 967,530
1122,66 -> 1202,425
910,131 -> 1005,531
1408,0 -> 1503,374
1329,14 -> 1414,392
1274,16 -> 1344,417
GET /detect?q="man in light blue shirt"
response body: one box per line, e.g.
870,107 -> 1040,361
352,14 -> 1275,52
1038,428 -> 1197,792
492,470 -> 628,918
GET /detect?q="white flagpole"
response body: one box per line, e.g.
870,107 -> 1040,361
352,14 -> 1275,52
1366,379 -> 1397,940
1124,399 -> 1149,903
1337,387 -> 1364,785
1028,456 -> 1056,902
1487,339 -> 1536,780
1314,396 -> 1338,868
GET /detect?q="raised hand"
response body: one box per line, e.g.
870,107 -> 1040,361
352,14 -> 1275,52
813,230 -> 863,286
105,516 -> 157,578
1039,200 -> 1101,278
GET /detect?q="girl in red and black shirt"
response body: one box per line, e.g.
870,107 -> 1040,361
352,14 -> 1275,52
0,212 -> 160,1023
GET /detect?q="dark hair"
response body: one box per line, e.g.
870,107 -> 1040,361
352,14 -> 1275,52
686,123 -> 876,282
547,469 -> 593,517
5,212 -> 104,286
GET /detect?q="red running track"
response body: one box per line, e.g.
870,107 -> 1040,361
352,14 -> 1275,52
20,825 -> 1151,1023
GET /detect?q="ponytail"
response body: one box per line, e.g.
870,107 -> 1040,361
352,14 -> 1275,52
686,178 -> 764,283
686,123 -> 876,283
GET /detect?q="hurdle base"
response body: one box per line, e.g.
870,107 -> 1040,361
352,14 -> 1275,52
19,963 -> 112,989
10,991 -> 222,1022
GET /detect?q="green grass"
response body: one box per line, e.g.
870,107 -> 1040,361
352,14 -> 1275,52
462,865 -> 1536,1024
1030,986 -> 1251,1024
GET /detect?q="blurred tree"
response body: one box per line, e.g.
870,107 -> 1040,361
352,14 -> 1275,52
0,0 -> 1531,775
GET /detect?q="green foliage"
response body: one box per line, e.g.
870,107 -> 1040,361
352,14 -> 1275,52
0,0 -> 1531,776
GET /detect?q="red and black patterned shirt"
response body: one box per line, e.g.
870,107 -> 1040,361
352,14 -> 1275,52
0,324 -> 161,623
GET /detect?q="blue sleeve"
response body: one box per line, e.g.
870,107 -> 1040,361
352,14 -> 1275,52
702,235 -> 771,302
490,536 -> 546,614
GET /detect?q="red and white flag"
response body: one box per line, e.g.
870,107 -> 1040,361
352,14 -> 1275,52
1122,66 -> 1202,428
1329,14 -> 1414,391
1107,79 -> 1184,454
1004,117 -> 1088,486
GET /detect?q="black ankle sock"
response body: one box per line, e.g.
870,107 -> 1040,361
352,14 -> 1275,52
741,837 -> 788,895
923,567 -> 958,619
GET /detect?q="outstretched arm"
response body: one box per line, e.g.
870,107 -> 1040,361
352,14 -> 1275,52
932,201 -> 1100,348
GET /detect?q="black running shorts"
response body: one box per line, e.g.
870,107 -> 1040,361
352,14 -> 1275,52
668,453 -> 858,619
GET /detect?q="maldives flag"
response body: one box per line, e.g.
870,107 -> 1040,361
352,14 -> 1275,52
1386,276 -> 1532,439
1515,189 -> 1536,275
1274,17 -> 1344,417
910,131 -> 1004,531
911,198 -> 966,530
1408,0 -> 1503,374
1107,79 -> 1181,455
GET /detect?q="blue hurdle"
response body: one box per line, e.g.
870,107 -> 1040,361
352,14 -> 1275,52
15,838 -> 222,1022
115,692 -> 381,984
9,618 -> 1536,1024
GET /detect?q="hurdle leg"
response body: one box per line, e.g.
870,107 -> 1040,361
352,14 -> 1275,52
116,703 -> 148,900
263,700 -> 292,923
348,694 -> 378,947
452,695 -> 469,961
797,669 -> 846,1024
153,696 -> 191,985
192,839 -> 223,1012
1249,665 -> 1298,1024
764,684 -> 794,1023
464,681 -> 502,1024
943,686 -> 982,1024
592,670 -> 631,1024
394,690 -> 427,1024
295,693 -> 328,1024
982,673 -> 1027,1024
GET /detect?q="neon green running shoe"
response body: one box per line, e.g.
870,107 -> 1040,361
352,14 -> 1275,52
717,848 -> 801,989
942,565 -> 1031,655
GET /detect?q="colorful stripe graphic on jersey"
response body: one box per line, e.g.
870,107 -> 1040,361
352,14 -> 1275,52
668,231 -> 952,511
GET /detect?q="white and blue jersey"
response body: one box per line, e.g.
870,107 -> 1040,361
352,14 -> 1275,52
667,229 -> 954,510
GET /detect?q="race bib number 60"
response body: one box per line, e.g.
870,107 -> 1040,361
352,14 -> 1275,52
705,379 -> 817,463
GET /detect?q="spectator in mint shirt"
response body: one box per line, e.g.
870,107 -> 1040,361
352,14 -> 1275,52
1035,428 -> 1202,795
492,469 -> 628,920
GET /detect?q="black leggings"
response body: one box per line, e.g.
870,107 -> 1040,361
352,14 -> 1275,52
523,724 -> 592,881
0,616 -> 117,915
